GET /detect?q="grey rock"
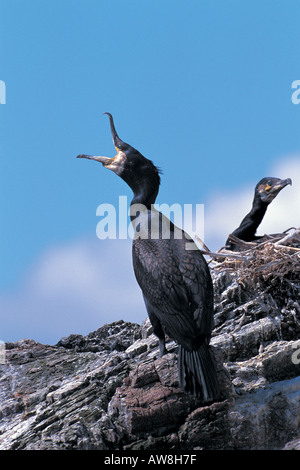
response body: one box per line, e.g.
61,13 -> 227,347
0,263 -> 300,450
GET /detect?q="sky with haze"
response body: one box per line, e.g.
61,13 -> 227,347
0,0 -> 299,344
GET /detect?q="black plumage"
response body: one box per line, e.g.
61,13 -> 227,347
77,113 -> 219,402
226,177 -> 292,251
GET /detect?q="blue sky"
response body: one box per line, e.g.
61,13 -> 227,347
0,0 -> 299,344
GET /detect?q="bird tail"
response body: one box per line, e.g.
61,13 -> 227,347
178,343 -> 220,403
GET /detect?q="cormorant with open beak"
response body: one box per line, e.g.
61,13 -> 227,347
226,177 -> 292,250
77,113 -> 220,402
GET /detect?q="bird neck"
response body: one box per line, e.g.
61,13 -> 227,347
249,196 -> 268,226
118,156 -> 160,214
233,196 -> 268,241
129,193 -> 156,227
131,193 -> 156,211
128,179 -> 159,213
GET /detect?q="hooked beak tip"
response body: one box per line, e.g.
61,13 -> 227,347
280,178 -> 292,188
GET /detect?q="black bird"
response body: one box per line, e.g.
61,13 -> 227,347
226,177 -> 292,250
77,113 -> 220,402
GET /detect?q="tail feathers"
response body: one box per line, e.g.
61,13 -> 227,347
178,343 -> 220,403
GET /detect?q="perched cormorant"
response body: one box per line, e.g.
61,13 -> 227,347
77,113 -> 220,402
226,177 -> 292,251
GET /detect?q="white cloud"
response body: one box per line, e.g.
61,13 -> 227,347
204,155 -> 300,251
0,237 -> 145,344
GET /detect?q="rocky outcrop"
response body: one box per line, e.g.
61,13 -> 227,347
0,240 -> 300,450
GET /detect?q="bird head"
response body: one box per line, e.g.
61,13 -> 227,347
77,113 -> 161,206
255,177 -> 292,204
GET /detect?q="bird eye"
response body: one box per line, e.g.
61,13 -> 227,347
265,180 -> 272,190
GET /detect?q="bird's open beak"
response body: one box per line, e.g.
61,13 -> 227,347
76,154 -> 112,166
76,113 -> 126,166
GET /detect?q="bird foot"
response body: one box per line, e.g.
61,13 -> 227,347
159,340 -> 168,358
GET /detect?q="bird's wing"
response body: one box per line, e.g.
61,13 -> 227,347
175,232 -> 214,334
132,233 -> 214,349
